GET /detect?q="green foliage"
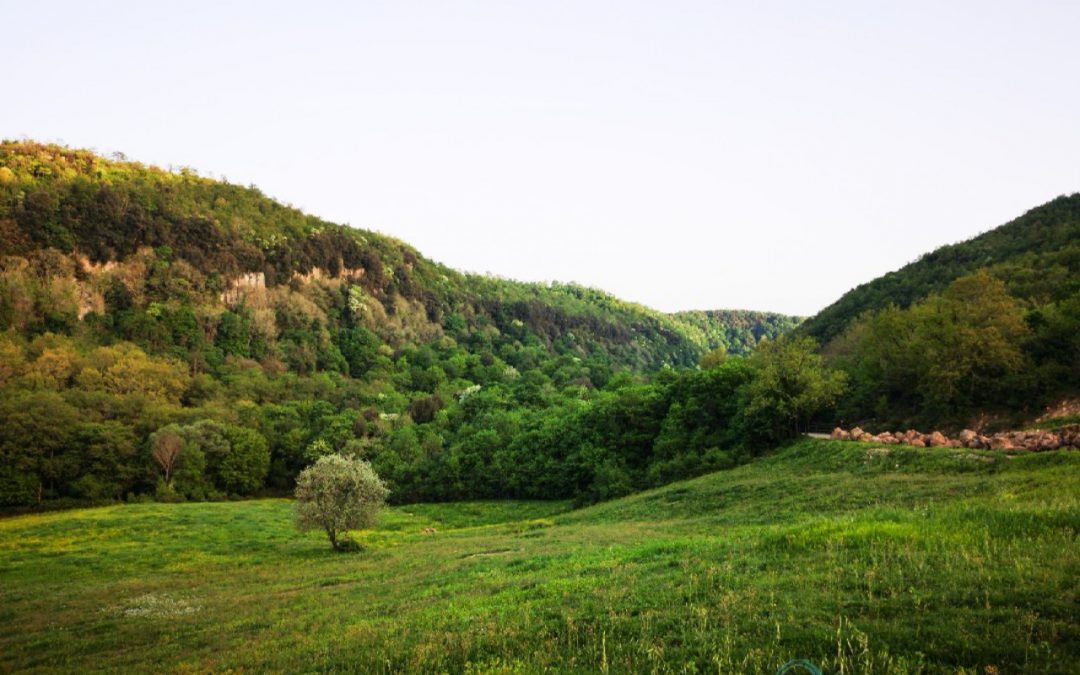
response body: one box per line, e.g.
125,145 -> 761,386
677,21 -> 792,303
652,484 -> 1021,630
294,454 -> 389,550
0,390 -> 81,505
830,271 -> 1054,428
0,141 -> 801,378
672,309 -> 803,356
143,421 -> 271,500
218,425 -> 271,495
648,360 -> 753,484
71,422 -> 138,501
698,345 -> 727,369
794,195 -> 1080,429
358,349 -> 844,506
742,336 -> 847,443
0,142 -> 809,510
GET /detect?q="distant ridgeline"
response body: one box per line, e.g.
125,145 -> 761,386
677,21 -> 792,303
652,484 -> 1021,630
671,310 -> 801,357
0,141 -> 802,508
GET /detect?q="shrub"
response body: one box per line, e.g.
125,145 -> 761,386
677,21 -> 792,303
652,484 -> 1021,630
295,454 -> 389,551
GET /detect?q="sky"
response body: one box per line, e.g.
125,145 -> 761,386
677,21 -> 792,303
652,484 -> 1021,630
3,1 -> 1079,316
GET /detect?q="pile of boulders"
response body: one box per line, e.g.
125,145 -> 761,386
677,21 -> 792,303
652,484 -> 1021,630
830,425 -> 1080,452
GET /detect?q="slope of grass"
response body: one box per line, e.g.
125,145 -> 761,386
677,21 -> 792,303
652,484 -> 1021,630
1,439 -> 1077,673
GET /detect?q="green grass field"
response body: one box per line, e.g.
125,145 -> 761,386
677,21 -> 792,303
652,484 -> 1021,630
1,439 -> 1078,673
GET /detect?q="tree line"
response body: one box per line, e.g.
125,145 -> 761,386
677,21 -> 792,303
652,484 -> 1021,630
826,270 -> 1080,429
0,321 -> 841,507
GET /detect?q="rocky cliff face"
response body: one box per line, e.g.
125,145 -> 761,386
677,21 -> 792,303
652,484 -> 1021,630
220,272 -> 266,306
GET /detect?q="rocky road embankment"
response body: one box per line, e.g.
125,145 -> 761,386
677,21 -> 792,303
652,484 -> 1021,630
830,425 -> 1080,452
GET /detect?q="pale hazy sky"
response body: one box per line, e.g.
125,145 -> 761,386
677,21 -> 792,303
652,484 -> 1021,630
3,1 -> 1079,315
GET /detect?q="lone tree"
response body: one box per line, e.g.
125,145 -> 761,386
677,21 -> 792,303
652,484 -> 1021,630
295,454 -> 389,551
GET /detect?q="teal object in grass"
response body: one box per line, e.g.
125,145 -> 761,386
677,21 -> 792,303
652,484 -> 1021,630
776,659 -> 823,675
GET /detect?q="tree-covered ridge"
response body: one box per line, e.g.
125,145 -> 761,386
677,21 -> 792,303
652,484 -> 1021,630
670,309 -> 802,356
0,141 -> 819,509
799,193 -> 1080,344
806,193 -> 1080,430
0,140 -> 795,372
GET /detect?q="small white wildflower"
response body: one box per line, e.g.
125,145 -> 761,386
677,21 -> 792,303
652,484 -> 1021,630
112,593 -> 200,619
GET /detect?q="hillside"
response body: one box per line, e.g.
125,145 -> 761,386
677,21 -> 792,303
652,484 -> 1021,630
0,142 -> 794,367
791,195 -> 1080,429
2,438 -> 1077,672
0,141 -> 709,370
801,194 -> 1080,345
0,141 -> 804,508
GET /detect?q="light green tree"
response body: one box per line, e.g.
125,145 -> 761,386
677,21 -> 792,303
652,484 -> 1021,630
295,454 -> 389,551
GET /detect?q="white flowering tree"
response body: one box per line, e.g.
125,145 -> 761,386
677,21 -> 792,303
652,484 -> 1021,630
294,454 -> 389,551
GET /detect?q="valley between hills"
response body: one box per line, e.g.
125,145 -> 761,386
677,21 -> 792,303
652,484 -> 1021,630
1,142 -> 1078,672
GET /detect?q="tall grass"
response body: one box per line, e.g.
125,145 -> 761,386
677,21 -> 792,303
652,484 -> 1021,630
0,439 -> 1076,673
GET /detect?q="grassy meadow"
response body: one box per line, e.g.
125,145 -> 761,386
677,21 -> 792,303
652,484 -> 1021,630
1,439 -> 1077,673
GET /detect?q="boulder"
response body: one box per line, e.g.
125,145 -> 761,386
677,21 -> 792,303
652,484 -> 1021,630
830,424 -> 1080,452
1060,424 -> 1080,447
990,435 -> 1015,451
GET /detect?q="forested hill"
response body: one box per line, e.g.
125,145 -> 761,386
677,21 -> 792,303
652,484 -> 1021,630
806,193 -> 1080,430
799,194 -> 1080,344
0,141 -> 794,372
0,141 -> 809,508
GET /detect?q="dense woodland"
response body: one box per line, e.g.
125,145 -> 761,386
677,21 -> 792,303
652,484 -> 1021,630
1,142 -> 1077,508
0,142 -> 809,508
809,195 -> 1080,429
